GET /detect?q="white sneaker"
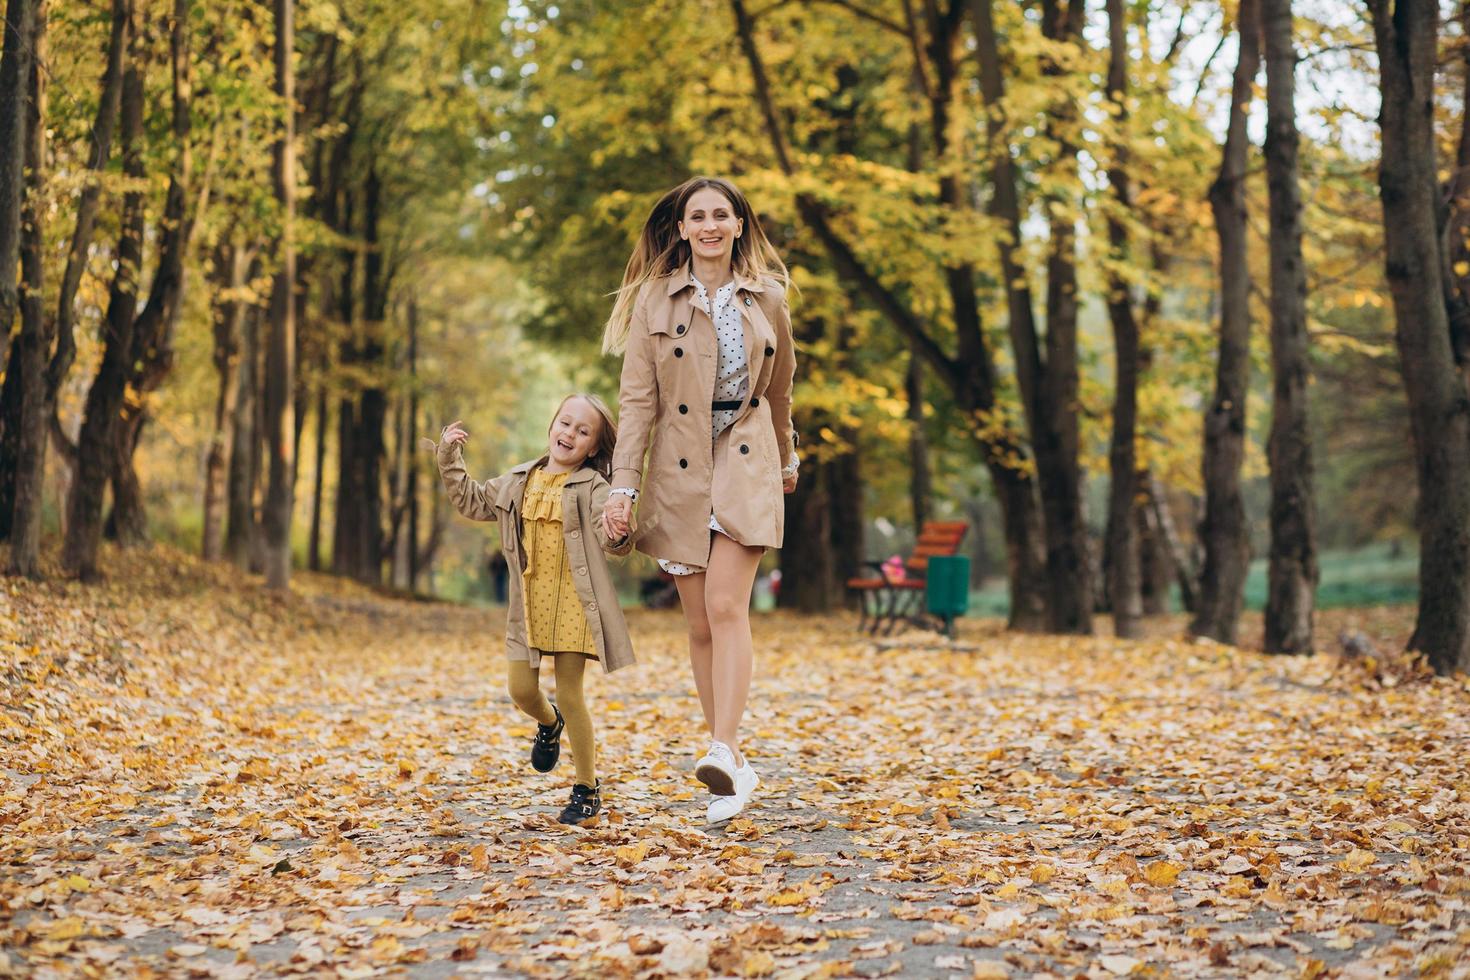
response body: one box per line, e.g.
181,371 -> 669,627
707,761 -> 759,824
695,741 -> 738,796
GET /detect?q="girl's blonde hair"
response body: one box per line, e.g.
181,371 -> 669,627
549,393 -> 618,480
602,176 -> 790,354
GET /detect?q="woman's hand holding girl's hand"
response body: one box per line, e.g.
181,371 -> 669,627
441,420 -> 469,447
603,494 -> 633,541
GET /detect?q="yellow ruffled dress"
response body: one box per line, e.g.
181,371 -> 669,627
520,467 -> 595,656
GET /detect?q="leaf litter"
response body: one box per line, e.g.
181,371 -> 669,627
2,546 -> 1468,977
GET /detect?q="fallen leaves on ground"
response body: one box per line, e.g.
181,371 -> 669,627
2,544 -> 1468,977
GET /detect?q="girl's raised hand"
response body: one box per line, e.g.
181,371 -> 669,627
441,420 -> 469,447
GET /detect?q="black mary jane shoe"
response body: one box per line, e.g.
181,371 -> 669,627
557,781 -> 601,825
531,705 -> 565,773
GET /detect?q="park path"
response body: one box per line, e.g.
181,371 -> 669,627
2,547 -> 1468,978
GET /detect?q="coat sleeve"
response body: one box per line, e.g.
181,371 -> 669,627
590,475 -> 634,556
765,286 -> 798,470
436,440 -> 504,522
611,287 -> 657,493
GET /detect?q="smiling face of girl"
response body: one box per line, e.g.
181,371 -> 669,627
545,396 -> 604,472
678,187 -> 744,266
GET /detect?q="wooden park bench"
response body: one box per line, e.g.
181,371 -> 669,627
845,520 -> 970,635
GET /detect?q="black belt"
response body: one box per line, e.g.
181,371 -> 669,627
712,400 -> 742,411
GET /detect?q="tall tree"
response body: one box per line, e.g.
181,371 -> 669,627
0,0 -> 35,363
202,239 -> 255,561
109,0 -> 198,545
1261,0 -> 1317,653
6,0 -> 47,577
1191,0 -> 1260,644
906,345 -> 931,529
1369,0 -> 1470,675
262,0 -> 297,588
62,31 -> 146,580
969,0 -> 1091,633
732,0 -> 1049,630
1101,0 -> 1143,638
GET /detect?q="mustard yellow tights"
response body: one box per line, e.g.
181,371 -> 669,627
506,654 -> 596,786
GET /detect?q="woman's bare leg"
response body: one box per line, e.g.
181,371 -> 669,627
703,533 -> 763,765
674,572 -> 715,733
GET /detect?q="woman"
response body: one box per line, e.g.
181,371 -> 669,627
601,176 -> 798,824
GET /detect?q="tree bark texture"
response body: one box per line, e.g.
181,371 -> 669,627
61,43 -> 145,580
1261,0 -> 1318,653
1191,0 -> 1260,644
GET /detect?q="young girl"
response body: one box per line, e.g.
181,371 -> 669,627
436,394 -> 635,825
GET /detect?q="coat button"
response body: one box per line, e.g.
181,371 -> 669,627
588,601 -> 598,612
751,397 -> 759,407
679,458 -> 688,468
765,345 -> 774,357
679,404 -> 688,414
740,444 -> 749,455
674,347 -> 684,357
676,323 -> 686,335
570,529 -> 580,539
578,567 -> 587,575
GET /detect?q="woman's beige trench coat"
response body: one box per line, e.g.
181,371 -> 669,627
611,265 -> 798,568
436,442 -> 636,673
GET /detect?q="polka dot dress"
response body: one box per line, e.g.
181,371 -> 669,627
657,275 -> 749,577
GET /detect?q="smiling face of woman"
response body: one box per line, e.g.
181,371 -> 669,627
678,187 -> 743,266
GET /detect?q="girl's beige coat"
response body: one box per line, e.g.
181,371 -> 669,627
436,443 -> 636,673
611,265 -> 797,567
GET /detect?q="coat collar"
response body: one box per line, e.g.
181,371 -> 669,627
663,262 -> 767,297
510,457 -> 598,486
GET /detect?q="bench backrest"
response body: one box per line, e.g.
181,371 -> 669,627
906,521 -> 969,575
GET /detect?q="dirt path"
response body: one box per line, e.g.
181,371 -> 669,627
3,548 -> 1467,977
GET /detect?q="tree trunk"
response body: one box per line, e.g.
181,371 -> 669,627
1102,0 -> 1143,638
1370,0 -> 1470,675
107,410 -> 148,545
61,43 -> 145,581
778,438 -> 839,612
308,383 -> 327,571
1261,0 -> 1318,654
226,301 -> 260,568
1442,0 -> 1470,384
905,344 -> 931,529
970,0 -> 1086,633
0,0 -> 35,370
1191,0 -> 1260,644
261,0 -> 296,588
0,303 -> 22,542
6,3 -> 47,577
830,423 -> 864,594
107,0 -> 196,546
1136,477 -> 1173,615
48,0 -> 130,425
203,240 -> 251,561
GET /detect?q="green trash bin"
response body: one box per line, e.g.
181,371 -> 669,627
925,555 -> 970,636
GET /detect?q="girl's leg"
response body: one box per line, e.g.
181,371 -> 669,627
506,658 -> 556,726
553,654 -> 596,787
674,572 -> 716,733
703,533 -> 763,765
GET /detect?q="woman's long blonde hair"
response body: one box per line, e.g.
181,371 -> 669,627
602,176 -> 790,354
548,393 -> 618,480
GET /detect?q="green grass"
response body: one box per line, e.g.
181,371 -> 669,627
967,543 -> 1418,617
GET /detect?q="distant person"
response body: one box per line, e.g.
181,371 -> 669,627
434,395 -> 634,825
600,176 -> 799,823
